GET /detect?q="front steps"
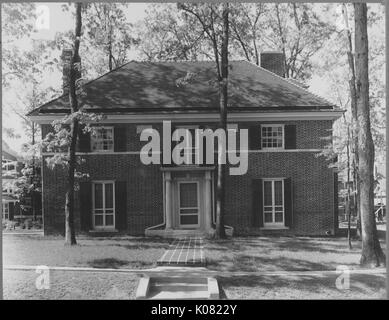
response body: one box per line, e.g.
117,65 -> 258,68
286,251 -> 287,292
136,271 -> 219,300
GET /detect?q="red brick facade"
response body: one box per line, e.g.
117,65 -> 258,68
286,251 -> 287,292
40,119 -> 336,236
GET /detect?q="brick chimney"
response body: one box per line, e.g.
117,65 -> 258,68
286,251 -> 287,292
61,48 -> 81,95
260,52 -> 285,78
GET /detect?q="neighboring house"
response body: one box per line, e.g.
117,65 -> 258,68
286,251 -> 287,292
28,50 -> 343,237
2,140 -> 22,221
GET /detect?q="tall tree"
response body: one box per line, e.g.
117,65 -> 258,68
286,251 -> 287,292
64,2 -> 83,245
178,3 -> 229,238
354,3 -> 385,267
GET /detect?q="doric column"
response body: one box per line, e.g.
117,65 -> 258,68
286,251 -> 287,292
165,172 -> 173,230
204,171 -> 213,231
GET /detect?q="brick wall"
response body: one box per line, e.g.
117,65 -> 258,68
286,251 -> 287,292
40,119 -> 335,236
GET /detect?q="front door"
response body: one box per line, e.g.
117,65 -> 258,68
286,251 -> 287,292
178,181 -> 200,228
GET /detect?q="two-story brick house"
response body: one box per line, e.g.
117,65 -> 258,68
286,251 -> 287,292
28,51 -> 343,237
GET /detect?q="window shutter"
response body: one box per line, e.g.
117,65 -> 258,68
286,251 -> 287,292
115,181 -> 127,231
79,182 -> 92,231
9,203 -> 15,220
114,126 -> 127,152
77,126 -> 91,152
284,178 -> 293,227
252,179 -> 263,227
249,124 -> 261,150
334,172 -> 339,231
284,125 -> 296,149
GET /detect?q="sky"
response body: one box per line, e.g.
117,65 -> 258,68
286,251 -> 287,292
3,2 -> 149,153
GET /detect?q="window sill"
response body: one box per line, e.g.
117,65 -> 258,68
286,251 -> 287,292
260,226 -> 289,230
89,229 -> 118,233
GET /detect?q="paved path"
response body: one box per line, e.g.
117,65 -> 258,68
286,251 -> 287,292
157,237 -> 205,266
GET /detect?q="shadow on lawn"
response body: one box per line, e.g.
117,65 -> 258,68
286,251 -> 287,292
87,258 -> 156,269
217,273 -> 386,298
206,237 -> 363,255
207,254 -> 335,272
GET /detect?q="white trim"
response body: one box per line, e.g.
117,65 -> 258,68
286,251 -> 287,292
41,149 -> 323,157
262,178 -> 285,227
177,180 -> 200,229
92,181 -> 116,230
30,111 -> 344,124
261,123 -> 285,150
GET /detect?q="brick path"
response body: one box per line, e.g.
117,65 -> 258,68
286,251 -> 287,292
157,237 -> 205,266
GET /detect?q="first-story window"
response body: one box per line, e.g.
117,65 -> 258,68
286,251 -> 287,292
263,179 -> 284,226
92,181 -> 115,230
91,126 -> 114,152
261,124 -> 284,149
2,202 -> 10,220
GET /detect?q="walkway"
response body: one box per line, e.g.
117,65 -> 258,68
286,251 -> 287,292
157,237 -> 205,266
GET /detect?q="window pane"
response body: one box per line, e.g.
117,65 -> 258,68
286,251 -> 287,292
180,208 -> 198,214
180,215 -> 198,225
180,183 -> 197,208
275,212 -> 283,223
105,215 -> 114,226
105,183 -> 114,208
94,184 -> 103,208
94,215 -> 103,226
263,181 -> 272,206
264,212 -> 272,223
274,181 -> 283,205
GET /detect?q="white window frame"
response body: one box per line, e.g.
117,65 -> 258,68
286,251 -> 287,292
261,124 -> 285,150
178,180 -> 200,228
91,126 -> 114,152
262,178 -> 285,227
2,202 -> 10,220
92,181 -> 116,230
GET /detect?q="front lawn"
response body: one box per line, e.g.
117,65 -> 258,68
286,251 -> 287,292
3,234 -> 171,269
205,236 -> 386,272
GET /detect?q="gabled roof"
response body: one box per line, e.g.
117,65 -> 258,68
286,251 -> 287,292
2,140 -> 19,161
28,60 -> 336,117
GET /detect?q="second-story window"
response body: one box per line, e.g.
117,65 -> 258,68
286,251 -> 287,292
91,127 -> 114,152
261,124 -> 284,149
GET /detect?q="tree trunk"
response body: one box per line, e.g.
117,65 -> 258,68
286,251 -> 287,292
354,3 -> 385,267
346,121 -> 352,249
342,4 -> 361,239
65,2 -> 82,246
215,3 -> 229,239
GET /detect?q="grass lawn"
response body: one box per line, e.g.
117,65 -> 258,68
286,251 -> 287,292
205,236 -> 386,272
3,234 -> 171,269
3,234 -> 386,299
3,269 -> 139,300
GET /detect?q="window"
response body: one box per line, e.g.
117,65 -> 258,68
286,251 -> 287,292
261,124 -> 284,149
174,125 -> 199,165
2,203 -> 9,220
263,179 -> 284,226
91,127 -> 114,152
92,181 -> 115,230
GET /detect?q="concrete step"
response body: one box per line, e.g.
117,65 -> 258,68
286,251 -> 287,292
136,274 -> 219,300
148,288 -> 210,300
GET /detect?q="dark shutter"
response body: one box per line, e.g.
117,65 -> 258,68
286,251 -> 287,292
79,182 -> 92,231
334,171 -> 339,232
284,178 -> 293,228
249,124 -> 261,150
284,125 -> 296,149
115,181 -> 127,231
78,126 -> 91,152
9,203 -> 15,220
252,179 -> 263,227
114,126 -> 127,152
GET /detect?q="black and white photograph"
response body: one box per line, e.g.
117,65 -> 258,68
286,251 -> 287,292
1,1 -> 387,302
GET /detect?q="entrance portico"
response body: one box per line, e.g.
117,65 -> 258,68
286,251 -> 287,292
164,166 -> 214,234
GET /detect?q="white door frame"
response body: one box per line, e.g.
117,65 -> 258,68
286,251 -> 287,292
177,180 -> 200,229
92,180 -> 116,230
262,178 -> 285,227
